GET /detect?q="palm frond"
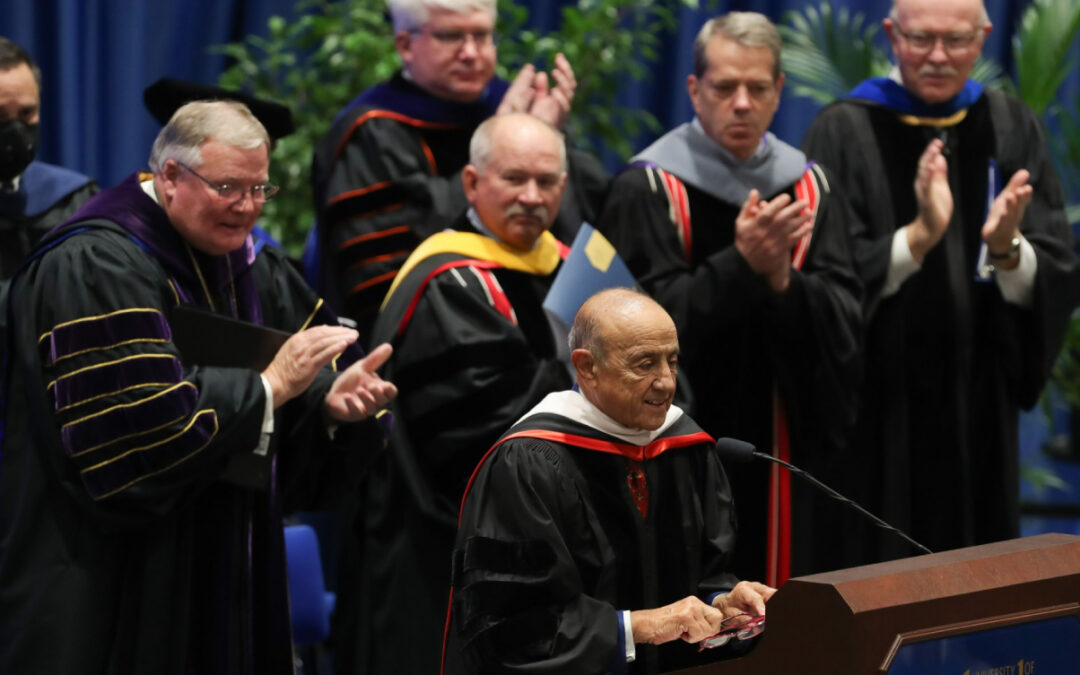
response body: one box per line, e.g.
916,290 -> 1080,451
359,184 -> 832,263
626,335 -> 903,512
1014,0 -> 1080,116
1066,204 -> 1080,226
970,56 -> 1011,93
779,2 -> 890,106
1051,309 -> 1080,405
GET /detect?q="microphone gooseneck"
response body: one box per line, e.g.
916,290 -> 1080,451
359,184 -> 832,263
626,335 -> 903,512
714,437 -> 933,557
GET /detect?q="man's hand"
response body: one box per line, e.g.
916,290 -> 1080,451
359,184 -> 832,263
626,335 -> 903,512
324,342 -> 398,423
497,53 -> 576,129
263,326 -> 359,409
734,188 -> 812,292
497,63 -> 538,116
906,138 -> 953,262
528,53 -> 576,129
981,169 -> 1033,271
630,596 -> 725,646
710,580 -> 776,619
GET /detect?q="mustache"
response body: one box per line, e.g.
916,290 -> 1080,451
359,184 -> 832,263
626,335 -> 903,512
918,64 -> 959,78
505,202 -> 549,223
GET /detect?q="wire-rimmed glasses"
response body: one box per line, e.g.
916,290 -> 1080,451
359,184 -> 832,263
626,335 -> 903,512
177,162 -> 279,204
699,613 -> 766,650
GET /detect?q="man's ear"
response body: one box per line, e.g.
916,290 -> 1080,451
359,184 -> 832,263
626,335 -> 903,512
158,159 -> 182,201
571,348 -> 596,385
686,74 -> 702,117
395,30 -> 414,67
462,164 -> 480,202
882,17 -> 899,52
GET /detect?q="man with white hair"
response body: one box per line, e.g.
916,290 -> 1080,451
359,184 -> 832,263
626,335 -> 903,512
802,0 -> 1078,567
310,0 -> 608,341
0,100 -> 397,674
346,112 -> 574,675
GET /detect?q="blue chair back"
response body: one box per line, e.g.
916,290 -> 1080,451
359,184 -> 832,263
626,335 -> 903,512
284,523 -> 336,645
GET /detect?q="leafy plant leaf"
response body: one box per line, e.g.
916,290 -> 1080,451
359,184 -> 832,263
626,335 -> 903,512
1020,463 -> 1071,498
779,2 -> 891,106
213,0 -> 699,254
1014,0 -> 1080,116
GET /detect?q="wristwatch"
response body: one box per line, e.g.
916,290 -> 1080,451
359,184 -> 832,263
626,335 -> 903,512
988,236 -> 1021,260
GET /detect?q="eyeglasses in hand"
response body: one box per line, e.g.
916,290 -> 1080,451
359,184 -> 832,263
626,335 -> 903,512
699,613 -> 766,650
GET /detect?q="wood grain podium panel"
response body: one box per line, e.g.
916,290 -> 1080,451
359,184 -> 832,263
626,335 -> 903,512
673,533 -> 1080,675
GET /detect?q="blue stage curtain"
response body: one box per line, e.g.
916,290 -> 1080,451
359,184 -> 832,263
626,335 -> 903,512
0,0 -> 1076,188
0,0 -> 296,188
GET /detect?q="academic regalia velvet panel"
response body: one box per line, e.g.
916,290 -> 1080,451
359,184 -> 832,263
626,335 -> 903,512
447,405 -> 739,674
336,215 -> 573,675
0,174 -> 377,675
309,72 -> 609,340
598,152 -> 861,582
802,84 -> 1078,567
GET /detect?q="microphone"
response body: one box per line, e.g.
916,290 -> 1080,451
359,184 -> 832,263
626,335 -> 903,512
714,437 -> 932,556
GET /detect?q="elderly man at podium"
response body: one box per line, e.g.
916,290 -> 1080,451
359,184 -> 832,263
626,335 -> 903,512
445,288 -> 775,674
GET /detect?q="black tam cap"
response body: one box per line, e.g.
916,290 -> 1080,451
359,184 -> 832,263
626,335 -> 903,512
143,77 -> 296,141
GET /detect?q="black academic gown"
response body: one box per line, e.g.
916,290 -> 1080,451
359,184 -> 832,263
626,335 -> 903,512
0,161 -> 96,369
598,158 -> 861,582
447,401 -> 740,674
336,215 -> 573,675
802,84 -> 1079,566
0,161 -> 96,280
0,174 -> 379,675
309,72 -> 609,340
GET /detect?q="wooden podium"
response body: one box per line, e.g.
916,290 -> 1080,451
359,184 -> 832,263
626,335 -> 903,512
675,533 -> 1080,674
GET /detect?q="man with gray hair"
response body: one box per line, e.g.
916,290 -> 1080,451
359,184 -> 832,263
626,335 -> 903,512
597,12 -> 862,586
0,99 -> 397,674
348,112 -> 573,674
309,0 -> 608,342
802,0 -> 1078,568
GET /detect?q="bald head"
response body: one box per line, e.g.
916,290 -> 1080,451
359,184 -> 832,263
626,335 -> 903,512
462,113 -> 567,251
469,113 -> 566,173
569,288 -> 657,361
570,289 -> 679,430
889,0 -> 988,25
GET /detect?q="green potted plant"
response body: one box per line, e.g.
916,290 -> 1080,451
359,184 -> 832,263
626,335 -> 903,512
215,0 -> 702,255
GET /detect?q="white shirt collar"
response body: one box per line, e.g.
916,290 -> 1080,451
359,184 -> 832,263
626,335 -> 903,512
140,176 -> 160,204
519,390 -> 684,446
1,173 -> 22,193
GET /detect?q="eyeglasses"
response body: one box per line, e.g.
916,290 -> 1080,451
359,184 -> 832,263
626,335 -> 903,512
895,26 -> 983,54
176,162 -> 279,203
412,28 -> 495,50
699,614 -> 766,650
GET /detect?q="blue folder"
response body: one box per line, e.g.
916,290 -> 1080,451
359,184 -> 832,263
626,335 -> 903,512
543,224 -> 638,367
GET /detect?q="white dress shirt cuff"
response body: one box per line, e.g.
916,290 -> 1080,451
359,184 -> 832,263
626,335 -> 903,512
882,227 -> 922,298
622,610 -> 636,663
994,237 -> 1037,308
256,375 -> 275,455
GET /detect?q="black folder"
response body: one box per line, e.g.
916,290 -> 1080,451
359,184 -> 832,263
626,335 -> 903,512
169,305 -> 293,491
170,304 -> 290,370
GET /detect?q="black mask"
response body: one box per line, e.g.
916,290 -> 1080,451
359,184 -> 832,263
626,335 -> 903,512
0,119 -> 39,182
